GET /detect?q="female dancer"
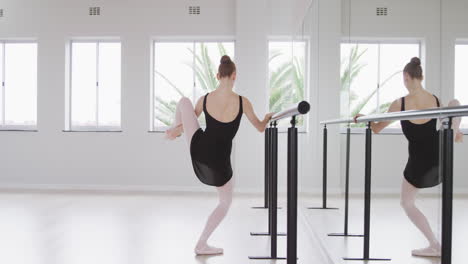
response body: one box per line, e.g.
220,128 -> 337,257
165,55 -> 274,255
355,57 -> 462,257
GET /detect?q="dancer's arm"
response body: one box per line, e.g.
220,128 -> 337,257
354,99 -> 401,134
243,97 -> 274,132
194,97 -> 204,117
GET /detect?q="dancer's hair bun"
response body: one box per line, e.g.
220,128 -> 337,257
220,55 -> 232,64
410,57 -> 421,66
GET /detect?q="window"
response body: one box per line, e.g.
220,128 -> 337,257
455,43 -> 468,128
67,41 -> 121,131
152,41 -> 235,130
0,41 -> 37,129
268,41 -> 307,128
340,42 -> 420,128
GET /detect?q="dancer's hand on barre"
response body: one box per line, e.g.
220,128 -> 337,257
353,113 -> 387,134
354,100 -> 400,134
353,114 -> 364,123
264,112 -> 275,122
259,112 -> 275,130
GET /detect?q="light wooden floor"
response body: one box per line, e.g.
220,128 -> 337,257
301,194 -> 468,264
2,190 -> 464,264
0,190 -> 327,264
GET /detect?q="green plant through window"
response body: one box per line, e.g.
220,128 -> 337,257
268,41 -> 307,127
341,43 -> 420,128
153,42 -> 234,127
154,41 -> 308,129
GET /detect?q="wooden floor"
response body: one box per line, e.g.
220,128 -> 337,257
301,194 -> 468,264
1,189 -> 465,264
0,190 -> 327,264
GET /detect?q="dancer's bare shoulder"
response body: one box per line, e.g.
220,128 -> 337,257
195,96 -> 204,117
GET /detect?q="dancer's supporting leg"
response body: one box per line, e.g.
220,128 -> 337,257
165,97 -> 199,141
400,178 -> 441,257
195,178 -> 234,255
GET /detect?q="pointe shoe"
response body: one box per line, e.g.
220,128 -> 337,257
194,244 -> 224,255
411,246 -> 441,257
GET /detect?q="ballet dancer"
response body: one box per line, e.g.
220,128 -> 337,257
165,55 -> 274,255
355,57 -> 462,257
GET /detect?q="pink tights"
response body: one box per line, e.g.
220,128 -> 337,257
400,178 -> 440,248
166,97 -> 233,255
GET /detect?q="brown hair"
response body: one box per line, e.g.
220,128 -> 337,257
403,57 -> 423,80
218,55 -> 236,78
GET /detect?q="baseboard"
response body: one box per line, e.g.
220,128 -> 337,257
1,183 -> 467,197
0,183 -> 266,195
300,187 -> 468,197
0,183 -> 214,194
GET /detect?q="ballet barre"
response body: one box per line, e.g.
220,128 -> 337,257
252,101 -> 310,209
270,101 -> 311,122
319,104 -> 468,264
249,101 -> 310,264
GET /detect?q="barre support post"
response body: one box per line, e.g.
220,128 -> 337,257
271,123 -> 278,257
250,101 -> 310,261
287,116 -> 298,264
329,124 -> 363,237
441,118 -> 454,264
249,123 -> 286,260
308,124 -> 338,210
250,124 -> 286,237
252,126 -> 271,209
344,122 -> 390,261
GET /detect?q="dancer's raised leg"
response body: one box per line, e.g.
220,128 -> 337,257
448,99 -> 463,142
400,178 -> 440,257
165,97 -> 200,142
195,178 -> 234,255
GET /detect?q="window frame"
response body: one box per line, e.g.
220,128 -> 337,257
454,39 -> 468,134
340,38 -> 422,134
65,38 -> 122,132
0,39 -> 38,131
150,37 -> 236,132
267,36 -> 310,134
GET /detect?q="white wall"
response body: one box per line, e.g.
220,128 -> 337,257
233,0 -> 269,192
0,0 -> 316,193
1,0 -> 467,195
0,0 -> 237,192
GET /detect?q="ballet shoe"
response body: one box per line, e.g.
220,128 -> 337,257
194,244 -> 224,255
411,245 -> 441,257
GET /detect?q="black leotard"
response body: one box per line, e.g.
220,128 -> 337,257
400,95 -> 441,188
190,93 -> 243,187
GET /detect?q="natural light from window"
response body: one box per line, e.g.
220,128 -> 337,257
0,42 -> 37,128
70,41 -> 121,130
340,43 -> 420,128
268,41 -> 307,128
152,41 -> 235,129
455,44 -> 468,128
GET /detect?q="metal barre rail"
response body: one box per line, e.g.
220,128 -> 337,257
320,105 -> 468,125
320,118 -> 353,125
271,101 -> 310,122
